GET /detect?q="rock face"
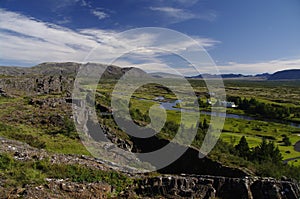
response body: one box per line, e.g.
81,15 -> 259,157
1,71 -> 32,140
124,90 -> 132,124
1,136 -> 299,199
0,62 -> 77,95
0,62 -> 148,95
135,175 -> 300,199
131,136 -> 248,177
0,75 -> 73,95
0,87 -> 8,97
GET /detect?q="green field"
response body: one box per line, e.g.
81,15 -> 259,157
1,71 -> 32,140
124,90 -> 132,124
1,79 -> 300,180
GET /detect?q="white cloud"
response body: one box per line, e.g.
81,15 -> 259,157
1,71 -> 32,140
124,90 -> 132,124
0,9 -> 298,75
0,9 -> 99,64
91,10 -> 109,20
149,6 -> 216,23
80,0 -> 92,8
56,17 -> 71,24
172,0 -> 199,5
150,7 -> 195,21
0,9 -> 220,76
217,58 -> 300,74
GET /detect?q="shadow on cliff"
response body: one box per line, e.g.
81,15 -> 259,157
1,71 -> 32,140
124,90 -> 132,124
130,136 -> 247,178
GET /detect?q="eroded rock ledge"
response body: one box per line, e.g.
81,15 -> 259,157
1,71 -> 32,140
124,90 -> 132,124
1,136 -> 299,199
135,175 -> 300,199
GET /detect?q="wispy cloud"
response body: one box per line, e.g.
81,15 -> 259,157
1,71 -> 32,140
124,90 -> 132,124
156,0 -> 200,7
91,10 -> 109,20
216,58 -> 300,74
150,7 -> 195,21
149,6 -> 216,23
0,9 -> 219,75
56,17 -> 71,25
80,0 -> 92,8
172,0 -> 199,5
1,9 -> 298,75
0,9 -> 98,64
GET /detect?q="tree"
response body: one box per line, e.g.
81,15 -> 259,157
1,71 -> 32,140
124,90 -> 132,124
251,138 -> 282,164
235,136 -> 250,159
203,118 -> 209,129
282,136 -> 292,146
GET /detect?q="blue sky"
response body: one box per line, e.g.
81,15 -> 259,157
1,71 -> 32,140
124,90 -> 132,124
1,0 -> 300,74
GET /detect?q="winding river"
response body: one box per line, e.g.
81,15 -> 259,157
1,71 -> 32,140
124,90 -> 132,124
159,100 -> 300,128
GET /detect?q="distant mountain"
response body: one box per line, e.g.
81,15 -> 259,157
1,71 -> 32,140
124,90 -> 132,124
150,72 -> 182,79
189,73 -> 244,79
268,69 -> 300,80
0,62 -> 81,76
189,72 -> 274,80
255,73 -> 271,79
189,73 -> 268,79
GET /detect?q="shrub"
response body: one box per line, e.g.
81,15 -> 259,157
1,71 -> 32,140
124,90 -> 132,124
235,136 -> 250,159
282,136 -> 292,146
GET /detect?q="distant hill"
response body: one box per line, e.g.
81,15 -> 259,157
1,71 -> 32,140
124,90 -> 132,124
268,69 -> 300,80
150,72 -> 182,79
0,62 -> 149,96
255,73 -> 271,79
1,63 -> 299,81
190,73 -> 244,79
189,73 -> 270,80
0,62 -> 148,79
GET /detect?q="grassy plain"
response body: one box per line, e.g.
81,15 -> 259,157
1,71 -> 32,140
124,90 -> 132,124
1,78 -> 300,178
95,79 -> 300,166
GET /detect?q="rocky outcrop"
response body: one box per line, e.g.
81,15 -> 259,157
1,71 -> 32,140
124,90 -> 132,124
0,62 -> 148,96
0,62 -> 80,76
0,75 -> 74,95
135,175 -> 300,199
0,87 -> 8,97
28,97 -> 70,108
1,136 -> 299,199
131,136 -> 248,178
1,178 -> 111,199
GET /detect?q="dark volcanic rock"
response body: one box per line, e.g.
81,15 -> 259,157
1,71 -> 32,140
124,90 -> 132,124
135,175 -> 300,199
1,136 -> 300,199
131,136 -> 248,178
0,87 -> 8,97
0,62 -> 148,95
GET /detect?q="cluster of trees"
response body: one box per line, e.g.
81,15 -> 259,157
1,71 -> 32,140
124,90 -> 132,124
234,136 -> 282,164
232,136 -> 300,180
282,135 -> 292,146
198,98 -> 209,108
129,108 -> 151,124
227,96 -> 291,119
290,107 -> 300,118
161,119 -> 210,143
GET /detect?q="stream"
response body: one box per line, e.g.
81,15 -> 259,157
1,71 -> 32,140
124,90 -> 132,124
158,100 -> 300,128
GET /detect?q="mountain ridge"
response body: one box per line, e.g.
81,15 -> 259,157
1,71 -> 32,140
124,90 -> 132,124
268,69 -> 300,80
0,63 -> 299,80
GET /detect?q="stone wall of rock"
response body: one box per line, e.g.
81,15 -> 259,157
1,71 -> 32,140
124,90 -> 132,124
1,136 -> 300,199
135,175 -> 300,199
0,62 -> 148,96
131,135 -> 249,178
0,75 -> 74,95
